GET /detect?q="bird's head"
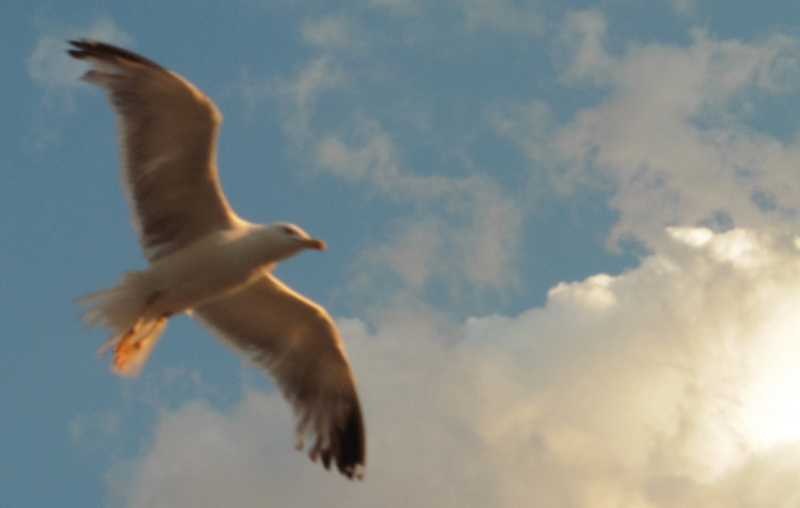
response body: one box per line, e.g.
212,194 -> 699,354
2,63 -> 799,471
271,222 -> 327,252
250,222 -> 327,266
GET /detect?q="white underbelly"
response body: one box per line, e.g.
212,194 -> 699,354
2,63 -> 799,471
142,236 -> 261,317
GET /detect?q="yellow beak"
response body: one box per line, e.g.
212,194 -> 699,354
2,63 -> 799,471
302,238 -> 327,250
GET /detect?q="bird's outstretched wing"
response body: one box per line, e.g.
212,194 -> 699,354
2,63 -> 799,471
192,270 -> 366,479
69,39 -> 238,261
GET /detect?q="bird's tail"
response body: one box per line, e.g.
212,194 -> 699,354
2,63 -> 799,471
77,271 -> 167,377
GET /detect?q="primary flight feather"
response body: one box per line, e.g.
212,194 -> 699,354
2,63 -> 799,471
68,39 -> 365,479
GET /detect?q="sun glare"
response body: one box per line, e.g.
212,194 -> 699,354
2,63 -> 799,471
741,296 -> 800,449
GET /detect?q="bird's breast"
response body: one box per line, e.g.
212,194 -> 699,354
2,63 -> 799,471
144,231 -> 267,314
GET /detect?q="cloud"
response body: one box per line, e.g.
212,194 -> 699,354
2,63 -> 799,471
494,9 -> 800,247
553,9 -> 614,86
24,17 -> 133,153
356,191 -> 521,294
28,17 -> 134,110
266,56 -> 350,149
106,227 -> 800,507
317,116 -> 522,294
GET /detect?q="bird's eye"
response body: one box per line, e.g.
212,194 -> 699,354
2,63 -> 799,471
283,226 -> 296,235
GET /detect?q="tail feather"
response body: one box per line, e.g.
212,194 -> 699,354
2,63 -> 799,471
77,272 -> 147,331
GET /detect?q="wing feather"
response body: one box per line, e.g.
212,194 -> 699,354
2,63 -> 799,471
68,39 -> 238,261
192,270 -> 366,479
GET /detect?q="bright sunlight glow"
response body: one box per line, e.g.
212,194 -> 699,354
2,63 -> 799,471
741,294 -> 800,449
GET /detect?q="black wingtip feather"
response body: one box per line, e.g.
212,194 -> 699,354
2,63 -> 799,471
337,402 -> 366,480
66,39 -> 164,69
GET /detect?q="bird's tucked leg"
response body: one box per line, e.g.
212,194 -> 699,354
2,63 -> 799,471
113,317 -> 159,369
96,315 -> 168,377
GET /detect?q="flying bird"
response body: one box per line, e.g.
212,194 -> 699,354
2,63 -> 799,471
68,39 -> 365,479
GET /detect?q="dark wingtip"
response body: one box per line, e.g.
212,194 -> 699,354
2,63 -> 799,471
65,39 -> 163,68
67,39 -> 91,60
336,402 -> 366,480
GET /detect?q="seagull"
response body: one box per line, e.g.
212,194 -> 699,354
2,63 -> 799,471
68,39 -> 365,479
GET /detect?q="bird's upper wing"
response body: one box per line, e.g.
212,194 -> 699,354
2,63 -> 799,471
68,39 -> 238,262
192,269 -> 366,479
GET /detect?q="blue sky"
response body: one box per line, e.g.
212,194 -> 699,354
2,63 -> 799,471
5,1 -> 800,506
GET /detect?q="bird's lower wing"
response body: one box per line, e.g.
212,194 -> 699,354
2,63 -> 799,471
192,270 -> 365,479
